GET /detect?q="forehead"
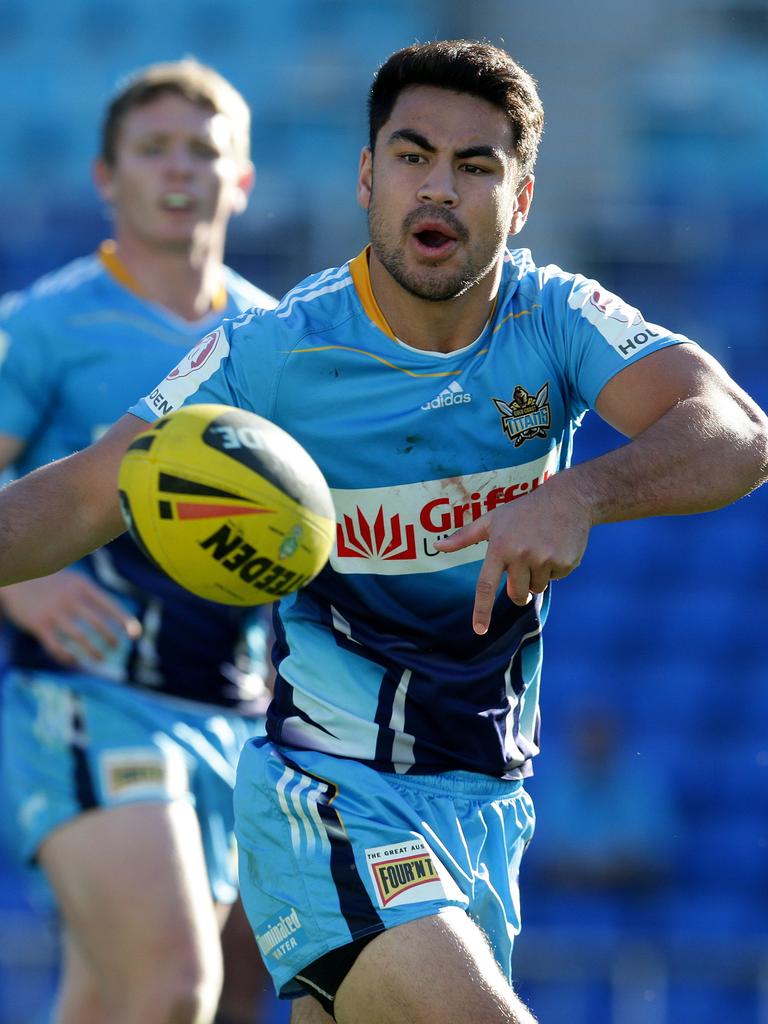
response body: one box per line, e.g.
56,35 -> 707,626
380,84 -> 514,153
116,92 -> 237,151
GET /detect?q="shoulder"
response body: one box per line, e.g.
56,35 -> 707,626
227,261 -> 355,339
506,248 -> 579,303
505,249 -> 647,330
0,253 -> 104,329
271,261 -> 357,334
493,250 -> 581,343
220,261 -> 356,351
222,266 -> 279,312
211,263 -> 357,384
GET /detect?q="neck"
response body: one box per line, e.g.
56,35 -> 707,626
109,234 -> 226,322
368,249 -> 503,353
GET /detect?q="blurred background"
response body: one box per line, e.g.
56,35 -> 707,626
0,0 -> 767,1021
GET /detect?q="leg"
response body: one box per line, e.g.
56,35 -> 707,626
40,800 -> 223,1024
332,909 -> 535,1024
215,897 -> 274,1024
53,929 -> 110,1024
290,996 -> 332,1024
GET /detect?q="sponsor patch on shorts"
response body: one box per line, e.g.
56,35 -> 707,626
365,838 -> 447,908
99,748 -> 187,801
255,906 -> 306,962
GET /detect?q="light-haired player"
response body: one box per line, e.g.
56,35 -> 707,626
0,40 -> 766,1024
0,59 -> 277,1024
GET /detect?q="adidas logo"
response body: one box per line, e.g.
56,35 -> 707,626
421,381 -> 472,410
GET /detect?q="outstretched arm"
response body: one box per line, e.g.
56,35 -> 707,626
0,413 -> 147,586
437,345 -> 768,634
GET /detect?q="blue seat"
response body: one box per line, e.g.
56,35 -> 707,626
673,812 -> 767,893
667,983 -> 755,1024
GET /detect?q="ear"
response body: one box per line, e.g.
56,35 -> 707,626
230,161 -> 255,215
93,158 -> 116,205
357,146 -> 373,211
508,174 -> 535,237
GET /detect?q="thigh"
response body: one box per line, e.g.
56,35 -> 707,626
335,908 -> 537,1024
39,800 -> 221,986
54,927 -> 111,1024
291,995 -> 333,1024
217,896 -> 275,1023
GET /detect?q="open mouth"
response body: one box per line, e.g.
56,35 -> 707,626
161,193 -> 194,211
414,229 -> 454,249
411,223 -> 459,255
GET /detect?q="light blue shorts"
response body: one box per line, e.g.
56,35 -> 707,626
234,737 -> 536,998
1,668 -> 264,903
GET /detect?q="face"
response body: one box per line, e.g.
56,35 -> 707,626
94,92 -> 252,253
358,85 -> 533,302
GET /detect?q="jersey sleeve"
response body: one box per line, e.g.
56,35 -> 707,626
129,308 -> 280,423
0,304 -> 62,443
543,270 -> 695,418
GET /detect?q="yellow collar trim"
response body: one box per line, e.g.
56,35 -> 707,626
98,240 -> 228,312
348,246 -> 397,340
348,245 -> 501,347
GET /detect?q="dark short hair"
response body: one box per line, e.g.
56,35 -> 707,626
100,58 -> 251,166
368,40 -> 544,177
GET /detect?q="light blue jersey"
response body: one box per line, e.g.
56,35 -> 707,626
133,247 -> 691,777
0,245 -> 277,883
0,242 -> 276,711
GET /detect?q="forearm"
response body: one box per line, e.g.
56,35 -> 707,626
0,415 -> 137,586
438,344 -> 768,635
564,393 -> 768,525
0,454 -> 124,585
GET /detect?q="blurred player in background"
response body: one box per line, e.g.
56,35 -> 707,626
0,59 -> 277,1024
0,39 -> 766,1024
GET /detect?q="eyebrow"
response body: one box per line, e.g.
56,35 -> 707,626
387,128 -> 506,163
133,130 -> 218,145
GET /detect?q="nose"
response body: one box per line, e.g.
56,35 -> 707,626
164,144 -> 195,179
416,160 -> 458,207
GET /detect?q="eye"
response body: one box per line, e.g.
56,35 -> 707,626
190,142 -> 220,160
460,163 -> 490,175
137,141 -> 165,156
400,152 -> 427,165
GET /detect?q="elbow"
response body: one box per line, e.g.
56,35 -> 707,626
740,403 -> 768,493
757,424 -> 768,488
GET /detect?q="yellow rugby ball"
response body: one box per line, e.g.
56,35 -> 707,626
118,404 -> 335,606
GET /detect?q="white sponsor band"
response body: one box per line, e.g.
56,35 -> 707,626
331,447 -> 561,575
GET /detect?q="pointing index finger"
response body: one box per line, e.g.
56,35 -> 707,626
472,550 -> 506,635
473,544 -> 534,634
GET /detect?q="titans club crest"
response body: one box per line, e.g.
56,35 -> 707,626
493,382 -> 551,447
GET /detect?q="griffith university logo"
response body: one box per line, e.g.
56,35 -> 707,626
493,382 -> 551,447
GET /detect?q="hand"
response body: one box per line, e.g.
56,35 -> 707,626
0,569 -> 142,666
435,474 -> 593,635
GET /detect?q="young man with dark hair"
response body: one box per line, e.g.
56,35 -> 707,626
0,59 -> 276,1024
0,40 -> 766,1024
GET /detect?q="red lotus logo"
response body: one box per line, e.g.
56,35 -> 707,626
336,507 -> 417,560
167,330 -> 220,380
